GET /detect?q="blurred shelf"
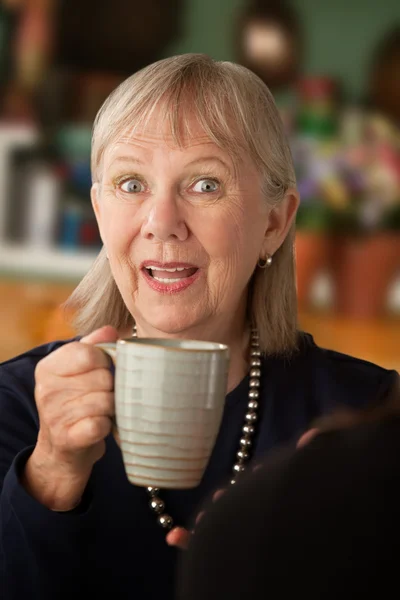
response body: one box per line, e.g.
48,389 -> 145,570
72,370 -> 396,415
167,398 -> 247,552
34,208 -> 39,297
0,244 -> 98,280
0,279 -> 76,362
0,274 -> 399,372
299,311 -> 400,373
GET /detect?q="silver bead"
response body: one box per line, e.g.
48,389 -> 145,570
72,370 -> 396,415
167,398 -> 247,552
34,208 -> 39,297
251,350 -> 261,357
237,449 -> 249,461
248,389 -> 259,399
147,487 -> 159,496
249,368 -> 261,378
251,341 -> 260,348
240,436 -> 252,448
251,331 -> 259,339
245,412 -> 258,423
158,514 -> 173,529
247,400 -> 258,411
230,479 -> 236,485
149,497 -> 165,514
250,358 -> 262,367
242,424 -> 255,435
233,463 -> 245,474
249,378 -> 260,388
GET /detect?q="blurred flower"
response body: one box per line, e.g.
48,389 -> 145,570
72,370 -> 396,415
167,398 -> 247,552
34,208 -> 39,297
292,107 -> 400,234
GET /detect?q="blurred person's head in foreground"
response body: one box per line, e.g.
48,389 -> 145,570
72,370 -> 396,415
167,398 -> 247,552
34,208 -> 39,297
178,380 -> 400,599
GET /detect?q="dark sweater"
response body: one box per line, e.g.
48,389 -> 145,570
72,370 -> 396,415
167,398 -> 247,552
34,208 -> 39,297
0,333 -> 398,600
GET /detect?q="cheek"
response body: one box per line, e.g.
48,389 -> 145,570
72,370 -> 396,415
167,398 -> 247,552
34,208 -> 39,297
98,202 -> 139,252
104,209 -> 141,296
199,196 -> 265,265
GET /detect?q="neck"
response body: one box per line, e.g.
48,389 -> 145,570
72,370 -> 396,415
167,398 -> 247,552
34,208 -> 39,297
128,313 -> 251,394
223,321 -> 251,393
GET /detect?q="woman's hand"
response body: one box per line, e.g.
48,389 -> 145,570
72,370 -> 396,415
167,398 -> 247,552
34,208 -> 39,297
22,326 -> 119,511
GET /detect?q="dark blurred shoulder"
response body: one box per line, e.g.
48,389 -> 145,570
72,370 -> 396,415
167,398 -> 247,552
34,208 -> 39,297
296,331 -> 399,409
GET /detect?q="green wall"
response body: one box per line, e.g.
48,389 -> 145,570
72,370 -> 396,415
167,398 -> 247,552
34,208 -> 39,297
165,0 -> 245,63
166,0 -> 400,100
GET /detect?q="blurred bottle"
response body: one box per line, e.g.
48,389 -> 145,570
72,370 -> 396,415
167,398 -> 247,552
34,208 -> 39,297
24,159 -> 60,248
13,0 -> 54,92
58,200 -> 84,251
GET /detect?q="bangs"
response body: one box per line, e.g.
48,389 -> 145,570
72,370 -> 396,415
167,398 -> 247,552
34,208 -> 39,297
91,56 -> 271,181
130,89 -> 249,161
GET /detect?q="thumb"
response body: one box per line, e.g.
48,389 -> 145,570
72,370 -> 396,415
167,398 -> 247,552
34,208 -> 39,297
80,325 -> 120,346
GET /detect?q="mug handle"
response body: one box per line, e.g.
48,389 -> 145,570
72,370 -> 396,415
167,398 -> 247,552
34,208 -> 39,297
95,342 -> 117,363
95,342 -> 120,446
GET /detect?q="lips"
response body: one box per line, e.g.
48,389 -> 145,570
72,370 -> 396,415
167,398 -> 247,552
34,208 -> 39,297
140,261 -> 200,293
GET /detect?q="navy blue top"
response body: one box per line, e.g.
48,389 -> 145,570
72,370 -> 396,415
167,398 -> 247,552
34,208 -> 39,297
0,333 -> 398,600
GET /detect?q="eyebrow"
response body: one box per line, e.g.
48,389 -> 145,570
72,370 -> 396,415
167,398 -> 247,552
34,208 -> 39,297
110,156 -> 145,166
185,156 -> 231,170
110,155 -> 231,170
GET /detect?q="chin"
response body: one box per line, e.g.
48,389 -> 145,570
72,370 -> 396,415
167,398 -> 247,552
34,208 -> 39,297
138,305 -> 202,337
134,284 -> 207,335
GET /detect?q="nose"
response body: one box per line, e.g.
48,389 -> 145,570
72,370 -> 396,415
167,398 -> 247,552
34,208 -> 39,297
140,192 -> 188,242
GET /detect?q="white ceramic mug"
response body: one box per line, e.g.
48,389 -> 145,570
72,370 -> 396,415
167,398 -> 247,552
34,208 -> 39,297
96,338 -> 230,489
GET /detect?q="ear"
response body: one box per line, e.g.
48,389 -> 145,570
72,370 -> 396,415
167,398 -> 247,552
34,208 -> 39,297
260,188 -> 299,257
91,183 -> 105,244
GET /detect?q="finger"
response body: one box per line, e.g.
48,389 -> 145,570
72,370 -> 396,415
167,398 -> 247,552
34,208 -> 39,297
35,371 -> 114,420
297,428 -> 320,448
195,511 -> 205,525
212,489 -> 225,502
64,367 -> 114,394
43,342 -> 113,376
59,392 -> 115,427
194,489 -> 225,527
166,527 -> 191,550
67,415 -> 113,449
44,325 -> 119,376
80,325 -> 119,345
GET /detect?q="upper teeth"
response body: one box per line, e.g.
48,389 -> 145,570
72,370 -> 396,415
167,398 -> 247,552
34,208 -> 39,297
146,266 -> 187,272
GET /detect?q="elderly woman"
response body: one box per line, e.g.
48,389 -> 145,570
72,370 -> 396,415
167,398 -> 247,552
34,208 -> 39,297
0,54 -> 398,600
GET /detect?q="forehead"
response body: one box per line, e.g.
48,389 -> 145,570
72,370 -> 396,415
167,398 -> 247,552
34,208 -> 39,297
104,108 -> 238,165
119,107 -> 217,149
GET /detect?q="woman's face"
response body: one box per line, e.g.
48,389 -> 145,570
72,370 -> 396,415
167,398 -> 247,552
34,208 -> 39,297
92,113 -> 289,338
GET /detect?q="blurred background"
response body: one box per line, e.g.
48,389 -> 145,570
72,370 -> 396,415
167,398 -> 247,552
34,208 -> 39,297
0,0 -> 399,370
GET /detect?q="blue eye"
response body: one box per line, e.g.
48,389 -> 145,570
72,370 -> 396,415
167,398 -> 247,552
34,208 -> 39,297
120,179 -> 145,193
192,179 -> 219,193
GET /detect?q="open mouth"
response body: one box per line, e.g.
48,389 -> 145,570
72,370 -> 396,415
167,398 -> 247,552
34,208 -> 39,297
144,265 -> 198,283
141,262 -> 200,293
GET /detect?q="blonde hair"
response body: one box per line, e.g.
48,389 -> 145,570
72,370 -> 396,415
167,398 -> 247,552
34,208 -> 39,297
66,53 -> 298,355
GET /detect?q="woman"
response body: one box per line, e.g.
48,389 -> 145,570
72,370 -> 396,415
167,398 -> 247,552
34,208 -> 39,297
0,54 -> 398,600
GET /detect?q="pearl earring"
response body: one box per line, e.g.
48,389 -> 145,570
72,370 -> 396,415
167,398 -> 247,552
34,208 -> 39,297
257,254 -> 273,269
